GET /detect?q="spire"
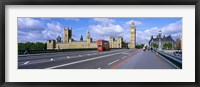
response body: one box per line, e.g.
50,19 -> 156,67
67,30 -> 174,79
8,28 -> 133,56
131,21 -> 135,27
151,35 -> 153,39
80,35 -> 83,41
87,31 -> 90,35
158,30 -> 162,38
132,21 -> 135,25
87,31 -> 90,36
87,31 -> 90,39
169,35 -> 171,38
158,30 -> 162,34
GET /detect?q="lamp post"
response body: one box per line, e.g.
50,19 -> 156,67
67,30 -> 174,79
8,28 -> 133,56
158,30 -> 162,51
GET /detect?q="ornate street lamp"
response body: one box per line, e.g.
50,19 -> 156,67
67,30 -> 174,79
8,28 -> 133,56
158,30 -> 162,51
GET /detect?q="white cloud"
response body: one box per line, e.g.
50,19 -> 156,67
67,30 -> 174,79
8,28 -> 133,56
126,20 -> 143,26
42,22 -> 63,40
18,18 -> 45,32
161,20 -> 182,35
47,22 -> 63,32
18,18 -> 182,45
64,18 -> 80,21
90,24 -> 123,35
18,30 -> 45,43
18,18 -> 46,42
18,18 -> 64,42
89,18 -> 124,40
134,20 -> 182,45
93,18 -> 115,24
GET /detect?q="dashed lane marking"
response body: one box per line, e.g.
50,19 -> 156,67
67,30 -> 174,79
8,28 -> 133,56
20,60 -> 52,66
122,52 -> 129,55
128,54 -> 132,56
24,61 -> 29,65
108,59 -> 119,65
121,56 -> 127,59
45,51 -> 133,69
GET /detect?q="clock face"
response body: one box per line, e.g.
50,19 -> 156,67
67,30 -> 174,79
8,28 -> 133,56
131,29 -> 134,32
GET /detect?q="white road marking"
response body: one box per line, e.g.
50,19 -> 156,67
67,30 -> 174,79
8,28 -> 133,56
50,58 -> 54,61
108,59 -> 119,65
67,56 -> 70,58
20,60 -> 51,65
87,54 -> 91,55
78,55 -> 82,57
122,52 -> 129,55
97,67 -> 101,69
24,61 -> 29,65
45,51 -> 130,69
121,56 -> 127,59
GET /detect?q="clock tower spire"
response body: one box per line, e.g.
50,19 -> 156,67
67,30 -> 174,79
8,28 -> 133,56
130,21 -> 136,48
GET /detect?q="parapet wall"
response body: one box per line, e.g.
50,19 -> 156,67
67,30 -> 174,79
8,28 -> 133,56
55,42 -> 97,49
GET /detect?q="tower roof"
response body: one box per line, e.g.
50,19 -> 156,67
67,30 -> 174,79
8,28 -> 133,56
149,35 -> 175,43
131,21 -> 135,27
87,31 -> 90,35
64,26 -> 72,30
158,30 -> 162,34
131,21 -> 135,25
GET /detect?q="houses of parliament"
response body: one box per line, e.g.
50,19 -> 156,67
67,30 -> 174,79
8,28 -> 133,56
47,22 -> 136,49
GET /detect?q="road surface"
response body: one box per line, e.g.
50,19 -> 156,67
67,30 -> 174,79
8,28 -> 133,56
18,49 -> 175,69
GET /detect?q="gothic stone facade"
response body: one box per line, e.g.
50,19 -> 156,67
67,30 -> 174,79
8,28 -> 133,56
47,27 -> 96,49
175,37 -> 182,50
47,21 -> 136,49
149,35 -> 175,49
47,28 -> 127,49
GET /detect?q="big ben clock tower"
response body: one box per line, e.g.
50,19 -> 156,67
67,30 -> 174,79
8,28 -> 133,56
130,21 -> 136,48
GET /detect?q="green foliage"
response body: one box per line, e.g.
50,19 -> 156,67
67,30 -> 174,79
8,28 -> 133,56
18,42 -> 47,50
163,42 -> 173,50
135,44 -> 144,49
151,43 -> 158,49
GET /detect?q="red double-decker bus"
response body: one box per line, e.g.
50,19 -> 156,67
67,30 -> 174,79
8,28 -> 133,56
96,40 -> 110,52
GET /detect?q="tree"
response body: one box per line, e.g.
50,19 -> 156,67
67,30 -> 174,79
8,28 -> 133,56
163,42 -> 173,50
151,43 -> 158,49
135,44 -> 144,49
18,42 -> 47,50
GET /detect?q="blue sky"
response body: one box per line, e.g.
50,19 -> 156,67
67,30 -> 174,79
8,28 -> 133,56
18,18 -> 182,44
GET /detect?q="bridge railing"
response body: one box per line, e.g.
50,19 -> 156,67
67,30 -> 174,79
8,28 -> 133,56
156,51 -> 182,69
